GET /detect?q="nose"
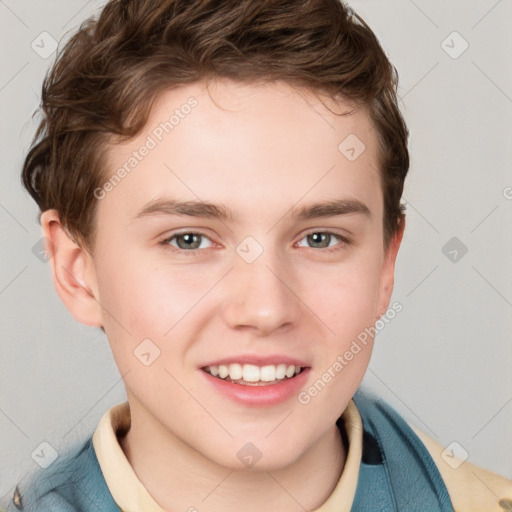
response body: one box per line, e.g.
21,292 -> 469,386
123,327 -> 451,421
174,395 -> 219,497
221,250 -> 302,336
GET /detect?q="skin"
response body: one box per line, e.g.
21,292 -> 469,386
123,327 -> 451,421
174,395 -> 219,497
41,78 -> 404,511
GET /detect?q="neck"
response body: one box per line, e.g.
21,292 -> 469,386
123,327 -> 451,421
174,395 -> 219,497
119,398 -> 346,512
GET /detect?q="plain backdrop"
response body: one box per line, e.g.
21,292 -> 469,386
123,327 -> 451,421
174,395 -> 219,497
1,0 -> 511,504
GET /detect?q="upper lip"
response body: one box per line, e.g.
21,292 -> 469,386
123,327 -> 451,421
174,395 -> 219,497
201,355 -> 309,368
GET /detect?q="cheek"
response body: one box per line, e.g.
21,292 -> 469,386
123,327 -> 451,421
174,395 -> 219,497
299,259 -> 382,420
96,253 -> 200,330
95,253 -> 222,367
305,253 -> 384,344
93,253 -> 168,353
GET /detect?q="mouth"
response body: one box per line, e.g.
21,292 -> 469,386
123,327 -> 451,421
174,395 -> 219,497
202,363 -> 306,386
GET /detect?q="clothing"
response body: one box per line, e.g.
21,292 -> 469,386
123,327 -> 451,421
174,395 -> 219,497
5,389 -> 512,511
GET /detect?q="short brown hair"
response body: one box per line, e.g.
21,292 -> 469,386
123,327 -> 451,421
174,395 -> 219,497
22,0 -> 409,253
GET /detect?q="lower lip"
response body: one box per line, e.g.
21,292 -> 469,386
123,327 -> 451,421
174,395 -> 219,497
201,368 -> 310,407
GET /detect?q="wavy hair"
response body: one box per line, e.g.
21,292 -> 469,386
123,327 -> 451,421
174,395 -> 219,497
22,0 -> 409,253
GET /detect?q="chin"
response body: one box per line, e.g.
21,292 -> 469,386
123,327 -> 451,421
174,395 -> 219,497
202,437 -> 306,473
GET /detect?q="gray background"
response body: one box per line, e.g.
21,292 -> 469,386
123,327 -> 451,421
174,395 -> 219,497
1,0 -> 511,504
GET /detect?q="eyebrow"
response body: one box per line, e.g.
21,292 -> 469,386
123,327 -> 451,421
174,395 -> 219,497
132,197 -> 371,222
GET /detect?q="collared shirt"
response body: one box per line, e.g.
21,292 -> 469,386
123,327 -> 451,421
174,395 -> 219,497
92,399 -> 363,511
91,399 -> 512,512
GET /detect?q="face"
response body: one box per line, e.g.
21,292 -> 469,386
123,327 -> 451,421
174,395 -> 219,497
50,79 -> 402,470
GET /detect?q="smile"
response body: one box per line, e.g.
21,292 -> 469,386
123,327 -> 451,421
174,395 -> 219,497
202,363 -> 304,386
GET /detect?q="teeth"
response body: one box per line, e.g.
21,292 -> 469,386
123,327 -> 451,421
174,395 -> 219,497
285,365 -> 295,378
205,363 -> 303,383
242,364 -> 260,382
229,363 -> 243,380
276,364 -> 286,380
260,365 -> 276,382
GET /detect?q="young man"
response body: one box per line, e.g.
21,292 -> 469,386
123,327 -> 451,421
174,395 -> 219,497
8,0 -> 511,510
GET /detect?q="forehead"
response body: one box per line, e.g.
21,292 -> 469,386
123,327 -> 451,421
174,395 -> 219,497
99,79 -> 382,230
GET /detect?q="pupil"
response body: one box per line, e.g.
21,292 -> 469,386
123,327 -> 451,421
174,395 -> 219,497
178,233 -> 200,249
309,232 -> 329,248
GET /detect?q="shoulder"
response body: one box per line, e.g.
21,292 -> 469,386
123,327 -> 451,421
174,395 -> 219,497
353,389 -> 512,512
352,389 -> 453,510
5,436 -> 120,512
409,423 -> 512,512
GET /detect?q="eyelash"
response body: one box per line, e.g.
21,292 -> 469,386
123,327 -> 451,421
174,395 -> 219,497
159,230 -> 351,256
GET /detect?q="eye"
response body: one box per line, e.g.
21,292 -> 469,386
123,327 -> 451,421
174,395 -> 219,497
160,232 -> 214,251
296,231 -> 349,251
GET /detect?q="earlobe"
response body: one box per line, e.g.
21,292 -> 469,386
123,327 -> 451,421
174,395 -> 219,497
376,215 -> 406,319
40,209 -> 103,327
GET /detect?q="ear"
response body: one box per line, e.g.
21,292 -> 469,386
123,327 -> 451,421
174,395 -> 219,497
40,209 -> 103,327
376,215 -> 405,319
